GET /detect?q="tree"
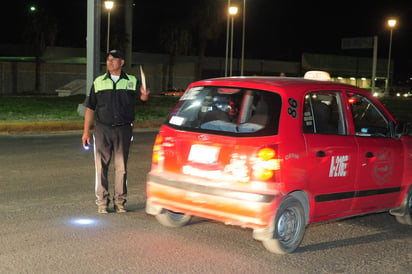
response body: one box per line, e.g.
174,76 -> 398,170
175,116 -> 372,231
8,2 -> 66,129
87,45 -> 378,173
23,6 -> 58,92
191,0 -> 226,80
159,22 -> 192,90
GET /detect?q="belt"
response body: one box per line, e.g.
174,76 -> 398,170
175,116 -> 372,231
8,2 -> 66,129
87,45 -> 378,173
112,123 -> 133,127
96,121 -> 132,127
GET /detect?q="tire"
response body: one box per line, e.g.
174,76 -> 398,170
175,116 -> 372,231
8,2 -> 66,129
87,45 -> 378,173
262,196 -> 306,254
395,187 -> 412,225
155,209 -> 192,228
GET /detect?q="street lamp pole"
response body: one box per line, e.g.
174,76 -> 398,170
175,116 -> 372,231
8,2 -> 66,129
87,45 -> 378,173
229,6 -> 238,77
240,0 -> 246,76
104,1 -> 114,53
225,0 -> 231,77
385,18 -> 397,96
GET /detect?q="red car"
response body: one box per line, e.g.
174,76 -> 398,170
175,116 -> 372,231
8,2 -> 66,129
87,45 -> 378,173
145,72 -> 412,254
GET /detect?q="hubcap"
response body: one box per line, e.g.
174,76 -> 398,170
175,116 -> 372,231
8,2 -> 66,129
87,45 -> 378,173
277,208 -> 299,242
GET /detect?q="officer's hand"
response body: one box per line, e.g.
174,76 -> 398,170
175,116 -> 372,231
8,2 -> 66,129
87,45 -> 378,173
140,86 -> 150,101
82,133 -> 90,149
141,86 -> 150,96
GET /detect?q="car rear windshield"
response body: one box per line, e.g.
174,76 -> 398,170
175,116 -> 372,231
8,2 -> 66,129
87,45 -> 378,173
166,86 -> 281,137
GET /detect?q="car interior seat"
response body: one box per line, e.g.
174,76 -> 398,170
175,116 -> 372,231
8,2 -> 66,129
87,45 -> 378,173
313,100 -> 335,134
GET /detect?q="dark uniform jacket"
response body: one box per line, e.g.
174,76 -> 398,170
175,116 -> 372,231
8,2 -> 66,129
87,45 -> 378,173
85,71 -> 139,126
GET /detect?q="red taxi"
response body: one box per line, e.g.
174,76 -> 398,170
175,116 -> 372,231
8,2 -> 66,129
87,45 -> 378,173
145,72 -> 412,254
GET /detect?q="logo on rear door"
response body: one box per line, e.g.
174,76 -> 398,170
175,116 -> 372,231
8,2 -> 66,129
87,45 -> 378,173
373,148 -> 394,184
329,155 -> 349,177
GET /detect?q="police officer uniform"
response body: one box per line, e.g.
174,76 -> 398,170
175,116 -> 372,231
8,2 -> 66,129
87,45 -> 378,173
83,50 -> 141,213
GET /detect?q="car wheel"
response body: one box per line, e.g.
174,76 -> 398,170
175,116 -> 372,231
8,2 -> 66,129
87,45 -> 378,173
395,187 -> 412,225
262,196 -> 306,254
155,209 -> 192,227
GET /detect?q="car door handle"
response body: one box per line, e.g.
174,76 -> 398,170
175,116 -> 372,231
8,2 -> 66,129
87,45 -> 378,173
365,152 -> 374,158
316,151 -> 326,157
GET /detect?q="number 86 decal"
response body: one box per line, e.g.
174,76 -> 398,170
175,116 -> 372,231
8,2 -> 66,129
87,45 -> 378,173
287,98 -> 298,118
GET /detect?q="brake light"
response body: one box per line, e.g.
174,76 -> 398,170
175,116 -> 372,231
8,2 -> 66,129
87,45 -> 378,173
252,147 -> 280,181
258,147 -> 276,160
152,134 -> 164,164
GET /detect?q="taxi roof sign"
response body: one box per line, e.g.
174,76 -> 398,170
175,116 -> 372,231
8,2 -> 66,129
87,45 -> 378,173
304,71 -> 330,81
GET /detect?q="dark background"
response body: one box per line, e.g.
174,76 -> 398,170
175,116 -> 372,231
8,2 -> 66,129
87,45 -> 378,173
3,0 -> 412,81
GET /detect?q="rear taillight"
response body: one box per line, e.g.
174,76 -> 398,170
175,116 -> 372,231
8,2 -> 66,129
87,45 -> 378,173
152,134 -> 164,164
252,147 -> 280,181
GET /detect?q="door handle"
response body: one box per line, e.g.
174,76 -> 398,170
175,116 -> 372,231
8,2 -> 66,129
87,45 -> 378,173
365,152 -> 374,158
316,151 -> 326,157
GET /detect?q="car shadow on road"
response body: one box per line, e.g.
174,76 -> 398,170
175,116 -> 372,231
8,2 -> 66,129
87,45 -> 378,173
125,203 -> 146,212
296,229 -> 410,253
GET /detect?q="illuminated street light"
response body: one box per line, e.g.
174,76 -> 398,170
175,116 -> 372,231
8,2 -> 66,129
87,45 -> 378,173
104,1 -> 114,53
229,6 -> 238,77
385,18 -> 397,95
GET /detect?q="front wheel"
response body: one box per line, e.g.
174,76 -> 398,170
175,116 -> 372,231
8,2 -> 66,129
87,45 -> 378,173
155,209 -> 192,227
395,187 -> 412,225
262,196 -> 306,254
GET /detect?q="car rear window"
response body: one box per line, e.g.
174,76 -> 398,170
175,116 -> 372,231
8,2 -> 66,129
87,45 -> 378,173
166,86 -> 281,136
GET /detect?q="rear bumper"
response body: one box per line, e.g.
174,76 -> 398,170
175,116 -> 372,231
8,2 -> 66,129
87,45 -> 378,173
146,173 -> 279,229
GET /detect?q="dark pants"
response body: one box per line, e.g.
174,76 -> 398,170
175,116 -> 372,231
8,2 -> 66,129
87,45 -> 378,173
93,122 -> 133,207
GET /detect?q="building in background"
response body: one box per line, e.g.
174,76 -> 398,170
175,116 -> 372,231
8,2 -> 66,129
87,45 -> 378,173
0,47 -> 393,96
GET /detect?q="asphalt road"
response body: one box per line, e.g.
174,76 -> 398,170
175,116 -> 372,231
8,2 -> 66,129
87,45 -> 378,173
0,132 -> 411,273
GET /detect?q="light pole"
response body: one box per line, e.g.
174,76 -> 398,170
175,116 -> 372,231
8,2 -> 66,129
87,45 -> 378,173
104,1 -> 114,53
225,0 -> 231,77
385,18 -> 397,95
240,0 -> 246,76
229,6 -> 238,77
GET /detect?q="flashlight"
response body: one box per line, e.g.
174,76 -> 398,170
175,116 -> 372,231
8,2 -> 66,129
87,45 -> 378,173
84,141 -> 90,150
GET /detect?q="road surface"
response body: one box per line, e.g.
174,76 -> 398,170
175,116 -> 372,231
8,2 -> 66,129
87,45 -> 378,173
0,132 -> 411,273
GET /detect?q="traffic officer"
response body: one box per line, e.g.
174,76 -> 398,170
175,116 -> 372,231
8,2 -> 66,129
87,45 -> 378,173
82,49 -> 149,213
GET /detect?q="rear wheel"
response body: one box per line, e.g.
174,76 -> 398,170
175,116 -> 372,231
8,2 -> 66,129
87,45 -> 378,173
262,196 -> 306,254
155,209 -> 192,227
395,187 -> 412,225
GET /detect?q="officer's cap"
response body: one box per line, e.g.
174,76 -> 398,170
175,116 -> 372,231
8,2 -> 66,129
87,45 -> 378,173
107,50 -> 124,60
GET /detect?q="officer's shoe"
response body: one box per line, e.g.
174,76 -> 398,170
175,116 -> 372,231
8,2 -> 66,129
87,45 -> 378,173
98,205 -> 108,214
114,204 -> 127,213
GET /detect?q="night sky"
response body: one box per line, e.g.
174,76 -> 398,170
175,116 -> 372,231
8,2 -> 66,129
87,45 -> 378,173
4,0 -> 412,81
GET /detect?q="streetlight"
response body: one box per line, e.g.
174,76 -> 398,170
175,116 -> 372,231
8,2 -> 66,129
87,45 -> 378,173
240,0 -> 246,76
104,1 -> 114,53
225,0 -> 231,77
385,18 -> 397,95
229,6 -> 238,77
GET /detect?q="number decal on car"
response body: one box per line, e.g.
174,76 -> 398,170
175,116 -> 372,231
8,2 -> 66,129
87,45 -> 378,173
287,98 -> 298,118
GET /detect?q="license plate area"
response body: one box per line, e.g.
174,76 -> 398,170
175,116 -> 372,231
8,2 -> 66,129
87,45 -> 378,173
188,144 -> 220,165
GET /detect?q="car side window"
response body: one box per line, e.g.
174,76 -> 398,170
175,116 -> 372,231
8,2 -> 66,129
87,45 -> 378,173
347,93 -> 390,137
303,91 -> 346,135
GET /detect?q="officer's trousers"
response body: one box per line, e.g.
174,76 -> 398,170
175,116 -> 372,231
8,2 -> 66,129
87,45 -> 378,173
93,122 -> 133,207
